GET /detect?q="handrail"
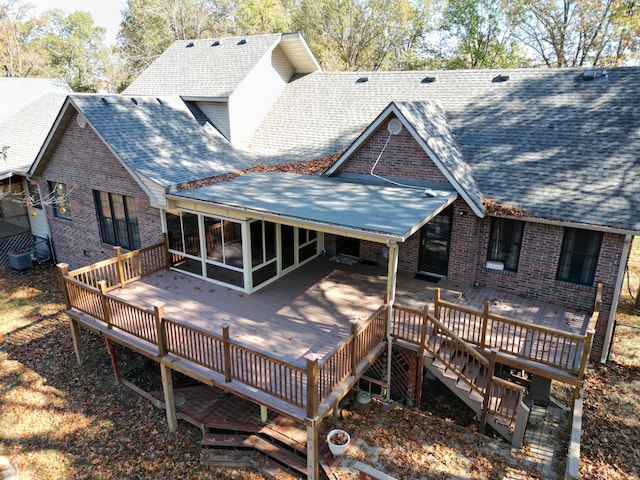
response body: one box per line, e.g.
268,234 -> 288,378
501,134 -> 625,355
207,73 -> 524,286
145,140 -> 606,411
68,242 -> 167,291
436,295 -> 588,375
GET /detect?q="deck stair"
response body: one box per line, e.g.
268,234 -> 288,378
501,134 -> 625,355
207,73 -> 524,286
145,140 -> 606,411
200,415 -> 308,478
421,321 -> 530,447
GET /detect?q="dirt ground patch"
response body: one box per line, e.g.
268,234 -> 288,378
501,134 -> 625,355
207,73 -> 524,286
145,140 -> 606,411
1,253 -> 639,479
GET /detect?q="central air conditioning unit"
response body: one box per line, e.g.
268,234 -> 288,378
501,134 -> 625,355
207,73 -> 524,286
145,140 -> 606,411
8,250 -> 33,272
486,261 -> 505,271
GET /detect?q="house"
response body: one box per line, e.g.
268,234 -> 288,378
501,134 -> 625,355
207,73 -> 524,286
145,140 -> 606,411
0,78 -> 71,268
28,32 -> 639,478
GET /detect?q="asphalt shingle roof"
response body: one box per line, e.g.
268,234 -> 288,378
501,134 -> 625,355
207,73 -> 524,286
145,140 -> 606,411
0,78 -> 71,177
70,95 -> 255,187
123,34 -> 283,98
248,68 -> 640,232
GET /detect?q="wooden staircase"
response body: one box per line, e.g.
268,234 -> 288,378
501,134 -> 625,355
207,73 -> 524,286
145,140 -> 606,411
200,414 -> 308,479
420,319 -> 530,447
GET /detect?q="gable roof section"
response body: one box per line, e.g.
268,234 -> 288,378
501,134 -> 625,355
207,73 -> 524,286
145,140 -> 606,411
123,33 -> 319,99
248,68 -> 640,232
326,101 -> 484,217
31,95 -> 255,189
0,78 -> 71,179
171,172 -> 458,242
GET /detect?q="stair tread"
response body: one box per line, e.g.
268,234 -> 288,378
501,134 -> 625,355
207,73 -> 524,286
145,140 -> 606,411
259,423 -> 307,453
202,433 -> 307,474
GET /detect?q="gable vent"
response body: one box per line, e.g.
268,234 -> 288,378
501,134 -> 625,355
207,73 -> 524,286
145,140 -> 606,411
101,97 -> 116,105
186,42 -> 194,48
237,39 -> 247,45
421,75 -> 437,83
356,75 -> 369,83
211,40 -> 220,46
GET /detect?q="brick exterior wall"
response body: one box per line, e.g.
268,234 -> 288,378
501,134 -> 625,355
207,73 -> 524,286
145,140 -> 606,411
327,116 -> 624,359
336,116 -> 449,183
38,112 -> 162,269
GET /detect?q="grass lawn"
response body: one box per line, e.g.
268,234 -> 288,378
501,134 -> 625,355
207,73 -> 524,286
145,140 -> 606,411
1,241 -> 639,479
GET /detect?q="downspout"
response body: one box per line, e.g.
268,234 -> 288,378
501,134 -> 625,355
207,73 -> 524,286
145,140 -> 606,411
385,240 -> 399,402
600,233 -> 633,364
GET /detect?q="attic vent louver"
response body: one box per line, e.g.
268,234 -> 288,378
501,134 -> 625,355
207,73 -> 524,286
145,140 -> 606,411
237,39 -> 247,45
211,40 -> 220,46
493,74 -> 510,82
186,42 -> 194,48
101,97 -> 116,105
421,75 -> 437,83
356,75 -> 369,83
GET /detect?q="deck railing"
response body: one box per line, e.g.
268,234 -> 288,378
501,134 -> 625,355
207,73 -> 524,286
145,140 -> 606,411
67,242 -> 167,291
57,249 -> 389,419
391,303 -> 527,431
434,289 -> 593,377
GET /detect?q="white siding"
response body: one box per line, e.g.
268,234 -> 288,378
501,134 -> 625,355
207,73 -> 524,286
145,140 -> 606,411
196,101 -> 231,140
228,46 -> 293,145
23,178 -> 51,239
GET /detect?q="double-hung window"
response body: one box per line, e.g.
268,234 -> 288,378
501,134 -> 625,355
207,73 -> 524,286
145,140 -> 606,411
94,191 -> 140,250
557,228 -> 602,286
487,218 -> 524,271
49,182 -> 71,220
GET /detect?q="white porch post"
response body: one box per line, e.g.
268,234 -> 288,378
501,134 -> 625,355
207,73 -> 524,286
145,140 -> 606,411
385,241 -> 399,402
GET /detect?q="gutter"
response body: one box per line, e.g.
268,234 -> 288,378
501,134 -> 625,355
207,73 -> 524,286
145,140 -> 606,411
600,233 -> 633,363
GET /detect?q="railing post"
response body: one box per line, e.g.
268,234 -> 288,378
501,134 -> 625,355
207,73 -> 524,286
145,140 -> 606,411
154,302 -> 167,357
305,352 -> 320,419
414,305 -> 430,407
162,232 -> 171,270
350,319 -> 359,376
114,246 -> 125,289
222,323 -> 232,383
97,280 -> 113,328
56,263 -> 71,309
481,300 -> 490,351
433,288 -> 441,318
481,347 -> 499,433
578,329 -> 595,382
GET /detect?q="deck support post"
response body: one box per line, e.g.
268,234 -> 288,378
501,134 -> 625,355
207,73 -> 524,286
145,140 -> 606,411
305,353 -> 320,419
481,301 -> 490,350
104,337 -> 121,385
385,241 -> 399,402
161,232 -> 171,270
350,319 -> 359,376
260,405 -> 268,423
160,363 -> 178,432
114,246 -> 125,289
58,263 -> 84,365
69,318 -> 84,365
306,418 -> 319,480
433,288 -> 440,319
414,305 -> 429,407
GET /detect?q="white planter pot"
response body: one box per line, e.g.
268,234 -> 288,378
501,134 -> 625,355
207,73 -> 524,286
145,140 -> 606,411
327,429 -> 350,456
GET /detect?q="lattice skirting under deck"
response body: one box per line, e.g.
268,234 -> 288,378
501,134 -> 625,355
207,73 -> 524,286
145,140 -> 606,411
0,233 -> 34,269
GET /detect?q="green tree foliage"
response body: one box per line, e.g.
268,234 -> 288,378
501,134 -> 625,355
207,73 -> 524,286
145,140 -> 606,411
234,0 -> 293,35
0,0 -> 48,77
40,9 -> 109,91
506,0 -> 640,67
292,0 -> 430,71
437,0 -> 527,68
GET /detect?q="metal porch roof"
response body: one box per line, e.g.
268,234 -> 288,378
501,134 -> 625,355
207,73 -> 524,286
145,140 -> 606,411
169,172 -> 457,242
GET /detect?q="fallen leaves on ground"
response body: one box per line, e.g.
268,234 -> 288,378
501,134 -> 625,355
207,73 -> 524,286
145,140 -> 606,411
1,265 -> 639,479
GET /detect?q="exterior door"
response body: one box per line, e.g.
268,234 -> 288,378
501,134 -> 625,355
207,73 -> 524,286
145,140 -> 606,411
418,206 -> 453,277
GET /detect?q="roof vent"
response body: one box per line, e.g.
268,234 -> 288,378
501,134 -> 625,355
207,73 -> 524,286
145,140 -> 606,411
101,97 -> 116,105
237,39 -> 247,45
131,97 -> 139,105
421,75 -> 437,83
186,42 -> 194,48
493,74 -> 510,83
582,70 -> 597,81
156,98 -> 164,105
211,40 -> 220,46
356,75 -> 369,83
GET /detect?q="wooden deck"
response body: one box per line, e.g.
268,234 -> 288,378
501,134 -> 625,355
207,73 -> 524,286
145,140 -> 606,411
110,256 -> 462,367
459,287 -> 591,336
